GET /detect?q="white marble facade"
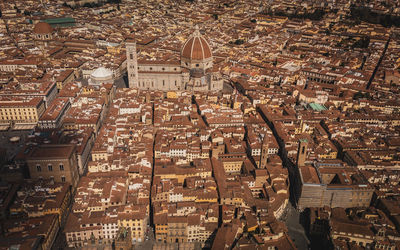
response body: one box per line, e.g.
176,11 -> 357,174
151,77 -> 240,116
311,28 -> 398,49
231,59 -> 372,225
126,27 -> 223,92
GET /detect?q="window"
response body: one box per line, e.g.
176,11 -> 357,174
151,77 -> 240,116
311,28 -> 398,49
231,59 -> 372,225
130,53 -> 133,60
163,80 -> 165,86
48,165 -> 53,171
196,64 -> 199,67
61,176 -> 66,182
36,165 -> 41,172
59,164 -> 64,171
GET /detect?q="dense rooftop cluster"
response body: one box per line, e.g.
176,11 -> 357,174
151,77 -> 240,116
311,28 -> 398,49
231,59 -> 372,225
0,0 -> 400,249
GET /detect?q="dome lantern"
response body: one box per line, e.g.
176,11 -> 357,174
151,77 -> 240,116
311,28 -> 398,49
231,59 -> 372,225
181,25 -> 213,70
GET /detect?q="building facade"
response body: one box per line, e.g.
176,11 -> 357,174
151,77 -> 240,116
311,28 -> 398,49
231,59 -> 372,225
0,97 -> 46,125
26,144 -> 79,189
296,164 -> 374,210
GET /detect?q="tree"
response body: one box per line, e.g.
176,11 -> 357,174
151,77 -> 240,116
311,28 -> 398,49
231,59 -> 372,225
62,2 -> 74,9
14,6 -> 21,13
352,36 -> 370,49
234,39 -> 244,45
325,29 -> 330,35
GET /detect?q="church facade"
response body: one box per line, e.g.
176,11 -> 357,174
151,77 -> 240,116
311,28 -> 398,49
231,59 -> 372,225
126,27 -> 223,92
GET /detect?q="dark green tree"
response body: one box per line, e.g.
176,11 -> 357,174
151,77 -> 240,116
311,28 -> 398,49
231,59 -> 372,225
234,39 -> 244,45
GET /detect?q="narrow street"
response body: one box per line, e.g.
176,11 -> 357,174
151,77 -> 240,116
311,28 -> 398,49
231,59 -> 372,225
366,37 -> 390,89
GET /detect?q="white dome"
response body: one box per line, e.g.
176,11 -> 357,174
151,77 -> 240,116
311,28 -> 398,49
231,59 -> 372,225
91,67 -> 113,79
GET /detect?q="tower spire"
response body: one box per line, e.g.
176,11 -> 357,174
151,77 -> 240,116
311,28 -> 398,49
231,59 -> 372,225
126,38 -> 139,88
193,24 -> 201,37
259,134 -> 269,169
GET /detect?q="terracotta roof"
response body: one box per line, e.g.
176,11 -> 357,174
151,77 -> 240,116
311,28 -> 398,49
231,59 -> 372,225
33,22 -> 53,34
181,27 -> 212,61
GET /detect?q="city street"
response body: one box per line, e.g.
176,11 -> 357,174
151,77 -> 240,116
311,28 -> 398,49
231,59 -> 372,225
283,202 -> 310,250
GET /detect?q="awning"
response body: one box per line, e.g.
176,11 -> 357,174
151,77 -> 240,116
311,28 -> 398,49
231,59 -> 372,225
0,124 -> 9,131
12,124 -> 36,130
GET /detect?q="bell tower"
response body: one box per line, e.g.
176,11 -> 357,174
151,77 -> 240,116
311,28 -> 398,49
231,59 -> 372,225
126,39 -> 138,88
297,139 -> 308,167
259,134 -> 269,169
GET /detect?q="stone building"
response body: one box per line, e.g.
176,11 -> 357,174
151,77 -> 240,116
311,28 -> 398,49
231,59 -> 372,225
33,22 -> 54,47
0,97 -> 46,126
126,26 -> 223,92
292,138 -> 374,210
259,134 -> 269,169
33,22 -> 55,54
167,216 -> 188,243
26,144 -> 79,189
114,227 -> 133,250
295,163 -> 374,210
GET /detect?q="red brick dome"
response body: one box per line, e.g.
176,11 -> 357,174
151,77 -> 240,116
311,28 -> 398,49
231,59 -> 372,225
181,27 -> 212,61
34,22 -> 53,34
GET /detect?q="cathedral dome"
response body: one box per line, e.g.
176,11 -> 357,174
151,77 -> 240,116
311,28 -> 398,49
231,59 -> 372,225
181,27 -> 212,61
34,22 -> 53,34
